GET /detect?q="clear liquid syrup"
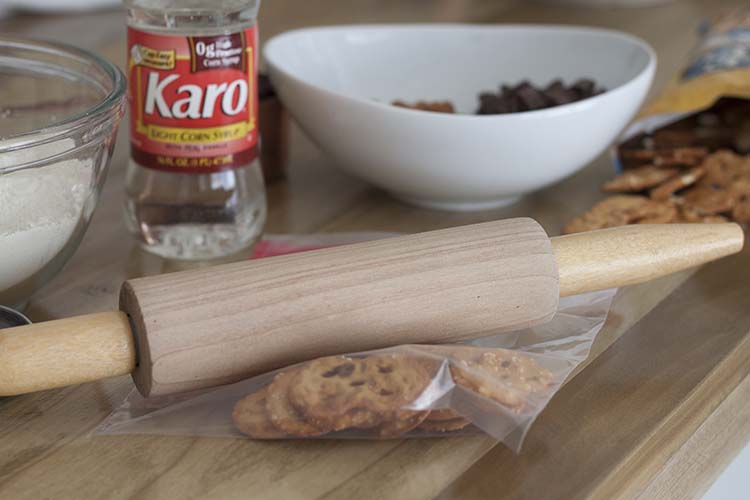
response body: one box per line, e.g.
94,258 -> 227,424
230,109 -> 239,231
124,0 -> 265,261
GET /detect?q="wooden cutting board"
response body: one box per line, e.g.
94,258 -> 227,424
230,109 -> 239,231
4,239 -> 749,500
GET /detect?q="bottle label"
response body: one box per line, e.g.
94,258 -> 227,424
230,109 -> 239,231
127,26 -> 258,173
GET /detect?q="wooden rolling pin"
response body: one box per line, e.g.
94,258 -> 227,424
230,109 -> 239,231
0,218 -> 743,398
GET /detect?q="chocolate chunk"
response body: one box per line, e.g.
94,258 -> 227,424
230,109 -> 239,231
544,85 -> 578,106
515,83 -> 551,110
477,92 -> 511,114
397,78 -> 606,116
571,78 -> 596,98
545,79 -> 565,92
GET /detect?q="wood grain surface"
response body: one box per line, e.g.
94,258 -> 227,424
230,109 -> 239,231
1,1 -> 749,499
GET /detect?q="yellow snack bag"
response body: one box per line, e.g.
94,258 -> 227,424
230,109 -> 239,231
623,8 -> 750,138
643,9 -> 750,117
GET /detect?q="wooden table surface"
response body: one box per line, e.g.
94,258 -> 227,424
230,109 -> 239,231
2,1 -> 750,499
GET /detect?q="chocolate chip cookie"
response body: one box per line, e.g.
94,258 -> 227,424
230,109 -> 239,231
446,347 -> 554,411
288,355 -> 432,432
266,369 -> 329,437
232,388 -> 287,439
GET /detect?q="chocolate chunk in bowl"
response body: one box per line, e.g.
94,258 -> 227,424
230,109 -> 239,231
477,78 -> 605,115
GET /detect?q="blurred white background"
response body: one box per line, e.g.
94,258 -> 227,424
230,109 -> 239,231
0,0 -> 118,17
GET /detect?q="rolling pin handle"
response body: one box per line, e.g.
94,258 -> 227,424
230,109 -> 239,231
551,223 -> 744,297
0,311 -> 136,396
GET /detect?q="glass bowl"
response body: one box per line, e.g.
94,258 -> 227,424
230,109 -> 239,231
0,37 -> 126,309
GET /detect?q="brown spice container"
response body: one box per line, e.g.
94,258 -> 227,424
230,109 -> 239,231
258,74 -> 288,183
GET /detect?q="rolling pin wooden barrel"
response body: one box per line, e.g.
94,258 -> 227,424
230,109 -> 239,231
0,218 -> 744,397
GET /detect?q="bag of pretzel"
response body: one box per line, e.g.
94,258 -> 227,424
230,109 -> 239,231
565,8 -> 750,234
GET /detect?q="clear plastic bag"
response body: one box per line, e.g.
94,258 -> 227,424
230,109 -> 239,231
97,234 -> 615,452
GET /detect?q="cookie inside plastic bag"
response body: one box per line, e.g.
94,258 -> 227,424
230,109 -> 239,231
96,233 -> 615,452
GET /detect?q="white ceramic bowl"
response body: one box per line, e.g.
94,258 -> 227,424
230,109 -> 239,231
264,24 -> 656,210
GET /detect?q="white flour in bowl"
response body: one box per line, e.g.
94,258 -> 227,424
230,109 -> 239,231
0,141 -> 92,296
